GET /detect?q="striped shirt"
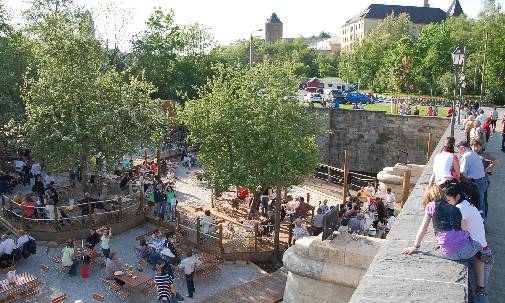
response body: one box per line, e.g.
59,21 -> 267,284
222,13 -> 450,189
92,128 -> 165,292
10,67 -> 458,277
155,272 -> 174,301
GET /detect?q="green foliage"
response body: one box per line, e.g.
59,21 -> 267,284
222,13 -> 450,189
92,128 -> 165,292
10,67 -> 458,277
0,4 -> 32,126
318,31 -> 331,39
22,12 -> 161,172
131,8 -> 217,100
180,62 -> 323,195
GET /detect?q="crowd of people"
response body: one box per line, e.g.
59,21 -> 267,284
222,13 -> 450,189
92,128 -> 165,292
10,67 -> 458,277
401,106 -> 501,303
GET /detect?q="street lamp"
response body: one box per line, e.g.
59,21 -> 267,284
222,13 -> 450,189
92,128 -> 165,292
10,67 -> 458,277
451,46 -> 466,137
250,28 -> 263,66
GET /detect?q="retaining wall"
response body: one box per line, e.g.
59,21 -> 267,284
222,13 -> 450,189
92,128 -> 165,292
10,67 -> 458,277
313,109 -> 449,173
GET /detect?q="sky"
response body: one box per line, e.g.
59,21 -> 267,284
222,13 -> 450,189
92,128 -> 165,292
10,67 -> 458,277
3,0 -> 504,50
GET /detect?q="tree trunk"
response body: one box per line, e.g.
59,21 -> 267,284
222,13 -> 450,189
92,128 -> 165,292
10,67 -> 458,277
248,191 -> 261,219
156,141 -> 161,179
273,181 -> 282,261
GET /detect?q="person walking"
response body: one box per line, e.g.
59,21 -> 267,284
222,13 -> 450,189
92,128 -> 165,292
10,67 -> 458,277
155,262 -> 178,303
490,108 -> 498,132
178,250 -> 201,298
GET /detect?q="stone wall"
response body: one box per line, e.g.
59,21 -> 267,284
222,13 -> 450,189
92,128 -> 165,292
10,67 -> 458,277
349,123 -> 470,302
282,233 -> 382,303
313,108 -> 449,173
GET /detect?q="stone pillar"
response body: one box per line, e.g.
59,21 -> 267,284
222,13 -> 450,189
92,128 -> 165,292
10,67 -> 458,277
376,163 -> 424,198
282,233 -> 382,303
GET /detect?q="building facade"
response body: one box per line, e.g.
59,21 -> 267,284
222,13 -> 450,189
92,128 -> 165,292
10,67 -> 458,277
341,1 -> 462,51
265,13 -> 283,44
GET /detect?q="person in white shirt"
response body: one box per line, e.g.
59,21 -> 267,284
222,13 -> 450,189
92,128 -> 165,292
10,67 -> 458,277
201,210 -> 214,234
444,185 -> 493,293
30,162 -> 42,178
476,109 -> 486,125
385,188 -> 396,217
44,172 -> 55,188
0,235 -> 17,258
14,159 -> 25,173
490,108 -> 499,132
178,250 -> 202,298
319,199 -> 330,214
365,183 -> 375,196
16,230 -> 33,248
293,218 -> 309,242
45,200 -> 57,220
386,215 -> 396,231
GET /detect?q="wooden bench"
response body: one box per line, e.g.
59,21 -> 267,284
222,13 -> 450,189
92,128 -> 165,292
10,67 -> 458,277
51,294 -> 67,303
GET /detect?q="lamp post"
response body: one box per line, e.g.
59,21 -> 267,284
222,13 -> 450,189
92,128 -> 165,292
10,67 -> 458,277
451,46 -> 466,137
250,28 -> 263,67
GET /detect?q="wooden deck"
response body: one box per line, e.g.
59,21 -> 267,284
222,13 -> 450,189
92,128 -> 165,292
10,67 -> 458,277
200,269 -> 287,303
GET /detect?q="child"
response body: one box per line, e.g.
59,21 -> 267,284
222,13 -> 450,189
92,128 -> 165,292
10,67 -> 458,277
402,185 -> 489,301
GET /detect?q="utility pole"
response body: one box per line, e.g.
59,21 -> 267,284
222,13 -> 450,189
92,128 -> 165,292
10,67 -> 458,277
249,29 -> 263,67
480,31 -> 488,106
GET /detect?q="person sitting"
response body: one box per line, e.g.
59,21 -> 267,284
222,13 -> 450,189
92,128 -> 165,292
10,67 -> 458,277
312,207 -> 325,236
136,239 -> 150,260
86,228 -> 101,249
16,230 -> 36,259
292,218 -> 309,243
61,240 -> 79,277
365,183 -> 375,196
105,252 -> 125,285
237,188 -> 250,200
294,197 -> 313,220
348,213 -> 364,234
319,199 -> 330,214
260,211 -> 275,237
0,235 -> 17,268
21,196 -> 36,218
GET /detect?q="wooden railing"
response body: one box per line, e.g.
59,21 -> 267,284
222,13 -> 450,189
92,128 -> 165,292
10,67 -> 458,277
0,192 -> 144,232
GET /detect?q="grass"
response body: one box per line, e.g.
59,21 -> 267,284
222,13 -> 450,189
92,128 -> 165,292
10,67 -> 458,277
305,102 -> 450,116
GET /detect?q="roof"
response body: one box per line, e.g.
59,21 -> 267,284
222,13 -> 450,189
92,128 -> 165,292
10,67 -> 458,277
447,0 -> 464,17
267,13 -> 282,24
344,4 -> 447,26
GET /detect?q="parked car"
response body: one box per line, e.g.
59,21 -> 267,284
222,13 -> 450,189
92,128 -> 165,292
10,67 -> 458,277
304,93 -> 324,105
323,89 -> 345,103
344,91 -> 374,104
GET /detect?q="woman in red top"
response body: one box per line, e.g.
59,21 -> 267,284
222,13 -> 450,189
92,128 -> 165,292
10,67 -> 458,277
482,117 -> 492,142
21,196 -> 36,218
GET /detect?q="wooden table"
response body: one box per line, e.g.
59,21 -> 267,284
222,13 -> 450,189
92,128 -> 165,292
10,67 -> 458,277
0,272 -> 40,296
114,270 -> 152,288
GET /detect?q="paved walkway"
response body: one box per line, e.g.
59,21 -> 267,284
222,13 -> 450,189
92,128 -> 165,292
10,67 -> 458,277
484,109 -> 505,301
200,269 -> 287,303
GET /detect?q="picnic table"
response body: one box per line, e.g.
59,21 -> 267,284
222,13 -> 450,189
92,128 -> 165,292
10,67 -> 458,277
0,272 -> 41,298
114,268 -> 152,288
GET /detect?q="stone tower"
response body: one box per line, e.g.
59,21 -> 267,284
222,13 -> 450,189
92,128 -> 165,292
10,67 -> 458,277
265,13 -> 283,44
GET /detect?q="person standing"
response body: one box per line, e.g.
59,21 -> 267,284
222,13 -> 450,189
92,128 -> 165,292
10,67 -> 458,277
154,184 -> 164,221
178,250 -> 201,298
385,188 -> 396,217
319,199 -> 330,214
490,108 -> 498,132
98,227 -> 112,258
165,186 -> 176,222
260,187 -> 270,216
155,262 -> 178,303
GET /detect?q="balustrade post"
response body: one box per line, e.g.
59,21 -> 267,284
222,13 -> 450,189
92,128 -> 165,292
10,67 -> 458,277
118,197 -> 123,221
254,223 -> 258,252
219,224 -> 224,253
288,223 -> 293,247
196,217 -> 201,245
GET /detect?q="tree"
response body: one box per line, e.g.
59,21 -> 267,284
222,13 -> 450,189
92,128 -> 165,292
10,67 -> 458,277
318,31 -> 331,39
0,3 -> 32,126
180,62 -> 323,260
23,10 -> 161,174
131,7 -> 216,100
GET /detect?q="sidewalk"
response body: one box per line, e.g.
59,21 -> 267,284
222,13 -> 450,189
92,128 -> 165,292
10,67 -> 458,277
484,109 -> 505,301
